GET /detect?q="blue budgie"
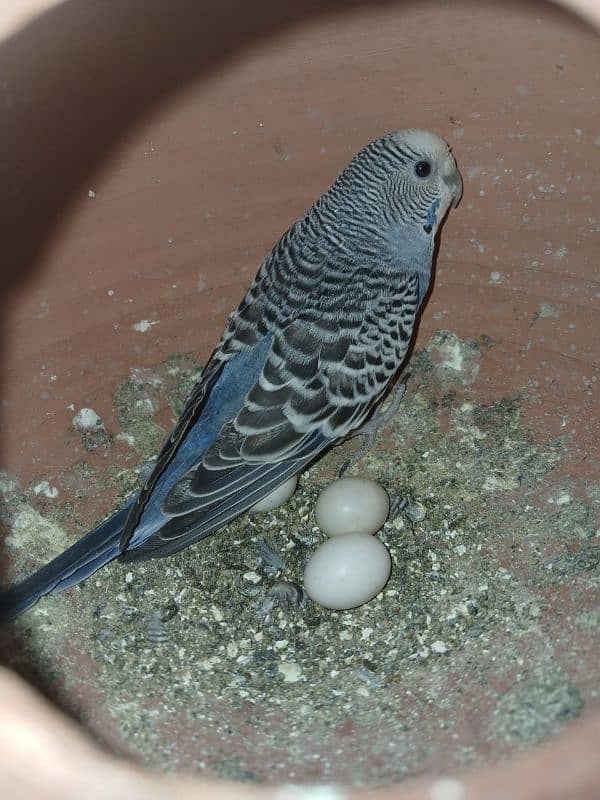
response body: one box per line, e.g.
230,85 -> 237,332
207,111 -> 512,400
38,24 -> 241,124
1,129 -> 462,620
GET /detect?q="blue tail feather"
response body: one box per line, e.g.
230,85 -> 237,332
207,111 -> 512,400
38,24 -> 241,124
0,498 -> 135,622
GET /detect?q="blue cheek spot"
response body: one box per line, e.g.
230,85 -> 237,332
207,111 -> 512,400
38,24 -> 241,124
424,198 -> 440,234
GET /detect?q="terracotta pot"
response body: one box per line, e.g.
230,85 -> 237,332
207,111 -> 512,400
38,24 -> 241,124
1,0 -> 598,791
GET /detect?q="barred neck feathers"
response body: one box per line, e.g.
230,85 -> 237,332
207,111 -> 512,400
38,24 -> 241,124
306,130 -> 461,278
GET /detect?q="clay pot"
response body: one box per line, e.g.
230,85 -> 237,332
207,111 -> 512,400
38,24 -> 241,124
1,0 -> 598,790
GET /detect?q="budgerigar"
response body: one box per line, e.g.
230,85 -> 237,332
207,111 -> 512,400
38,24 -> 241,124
1,129 -> 462,620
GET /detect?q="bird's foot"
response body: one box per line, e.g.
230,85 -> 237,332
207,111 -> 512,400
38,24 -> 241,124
338,375 -> 409,476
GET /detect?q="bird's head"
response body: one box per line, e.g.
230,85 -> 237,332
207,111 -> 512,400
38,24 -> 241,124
382,128 -> 462,230
329,128 -> 462,271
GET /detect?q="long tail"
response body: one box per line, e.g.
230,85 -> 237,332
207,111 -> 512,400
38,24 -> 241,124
0,499 -> 135,622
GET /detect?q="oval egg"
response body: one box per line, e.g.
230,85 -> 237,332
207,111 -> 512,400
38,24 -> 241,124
315,477 -> 390,536
303,533 -> 391,610
248,475 -> 298,513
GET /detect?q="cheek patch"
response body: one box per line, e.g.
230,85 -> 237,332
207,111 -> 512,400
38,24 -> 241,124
424,197 -> 440,234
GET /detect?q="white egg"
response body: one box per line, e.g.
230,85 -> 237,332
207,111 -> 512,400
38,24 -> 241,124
303,533 -> 391,610
315,477 -> 390,536
248,475 -> 298,513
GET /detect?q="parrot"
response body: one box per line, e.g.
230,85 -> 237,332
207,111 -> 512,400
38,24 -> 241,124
0,129 -> 462,621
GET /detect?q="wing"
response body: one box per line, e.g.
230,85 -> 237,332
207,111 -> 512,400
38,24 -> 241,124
120,231 -> 322,550
119,261 -> 275,550
199,275 -> 421,478
122,268 -> 420,560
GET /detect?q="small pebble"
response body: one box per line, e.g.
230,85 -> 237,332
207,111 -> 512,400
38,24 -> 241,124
32,480 -> 59,499
72,408 -> 104,431
304,533 -> 391,610
315,477 -> 390,537
269,580 -> 307,610
249,476 -> 298,513
404,500 -> 426,524
278,661 -> 302,683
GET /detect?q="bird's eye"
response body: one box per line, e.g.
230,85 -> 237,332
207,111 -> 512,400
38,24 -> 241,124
415,160 -> 431,178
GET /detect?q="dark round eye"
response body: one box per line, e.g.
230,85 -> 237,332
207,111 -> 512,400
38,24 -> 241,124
415,160 -> 431,178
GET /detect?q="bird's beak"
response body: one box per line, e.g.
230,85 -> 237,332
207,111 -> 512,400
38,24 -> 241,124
444,167 -> 463,209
